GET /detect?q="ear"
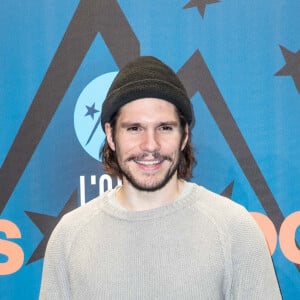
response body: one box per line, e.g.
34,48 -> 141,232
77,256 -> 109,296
105,123 -> 116,151
181,124 -> 189,151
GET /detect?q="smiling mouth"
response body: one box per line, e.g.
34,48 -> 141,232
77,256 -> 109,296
135,160 -> 162,166
128,153 -> 172,167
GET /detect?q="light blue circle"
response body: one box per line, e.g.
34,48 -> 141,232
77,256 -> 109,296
74,72 -> 117,161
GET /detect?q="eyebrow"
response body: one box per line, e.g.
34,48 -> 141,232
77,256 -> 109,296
119,121 -> 179,128
120,122 -> 141,128
158,121 -> 179,127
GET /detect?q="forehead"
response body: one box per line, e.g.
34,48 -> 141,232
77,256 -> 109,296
117,98 -> 179,123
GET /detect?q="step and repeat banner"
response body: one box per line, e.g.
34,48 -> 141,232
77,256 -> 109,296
1,1 -> 299,299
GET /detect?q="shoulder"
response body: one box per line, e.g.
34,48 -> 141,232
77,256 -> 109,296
188,182 -> 268,256
189,182 -> 247,215
188,182 -> 262,237
62,192 -> 106,223
47,189 -> 114,246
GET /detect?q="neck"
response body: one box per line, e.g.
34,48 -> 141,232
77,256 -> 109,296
116,177 -> 184,211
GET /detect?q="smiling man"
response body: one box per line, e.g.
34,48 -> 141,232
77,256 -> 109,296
104,98 -> 189,211
40,56 -> 282,299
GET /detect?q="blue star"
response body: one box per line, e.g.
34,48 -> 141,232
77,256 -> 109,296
85,103 -> 99,119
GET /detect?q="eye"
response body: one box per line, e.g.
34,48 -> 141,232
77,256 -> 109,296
127,126 -> 140,132
159,125 -> 173,131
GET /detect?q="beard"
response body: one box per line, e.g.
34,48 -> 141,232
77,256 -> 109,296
116,150 -> 181,192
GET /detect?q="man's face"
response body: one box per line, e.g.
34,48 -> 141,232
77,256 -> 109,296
105,98 -> 188,192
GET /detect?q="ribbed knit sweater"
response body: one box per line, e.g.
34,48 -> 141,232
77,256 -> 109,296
39,182 -> 281,299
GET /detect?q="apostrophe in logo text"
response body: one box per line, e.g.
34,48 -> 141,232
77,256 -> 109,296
79,174 -> 122,206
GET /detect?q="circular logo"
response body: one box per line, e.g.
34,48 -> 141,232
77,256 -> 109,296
74,72 -> 117,161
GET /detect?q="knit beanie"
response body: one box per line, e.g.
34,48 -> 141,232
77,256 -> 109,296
100,56 -> 194,130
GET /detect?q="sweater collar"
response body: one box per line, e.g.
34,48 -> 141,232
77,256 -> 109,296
99,181 -> 200,221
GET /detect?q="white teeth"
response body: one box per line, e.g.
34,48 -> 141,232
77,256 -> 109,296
136,160 -> 160,165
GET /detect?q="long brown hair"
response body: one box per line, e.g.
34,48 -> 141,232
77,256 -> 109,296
100,109 -> 196,179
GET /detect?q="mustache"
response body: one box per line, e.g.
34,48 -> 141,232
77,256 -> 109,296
127,152 -> 172,162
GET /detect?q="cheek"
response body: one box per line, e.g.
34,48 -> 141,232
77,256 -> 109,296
162,140 -> 182,156
115,138 -> 139,156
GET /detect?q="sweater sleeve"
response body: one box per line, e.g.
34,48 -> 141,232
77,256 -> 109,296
39,216 -> 72,300
229,207 -> 282,299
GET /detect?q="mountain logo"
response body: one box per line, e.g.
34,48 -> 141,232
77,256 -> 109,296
74,72 -> 117,161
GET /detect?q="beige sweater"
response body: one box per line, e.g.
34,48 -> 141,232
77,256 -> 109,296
40,182 -> 282,299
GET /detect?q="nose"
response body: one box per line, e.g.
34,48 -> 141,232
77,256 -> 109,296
140,129 -> 160,153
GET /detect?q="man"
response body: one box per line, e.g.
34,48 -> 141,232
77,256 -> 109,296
40,56 -> 282,299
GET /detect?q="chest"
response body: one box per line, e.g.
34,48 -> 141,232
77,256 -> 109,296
67,218 -> 227,299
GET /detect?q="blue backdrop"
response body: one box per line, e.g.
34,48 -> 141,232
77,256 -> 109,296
1,1 -> 299,299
